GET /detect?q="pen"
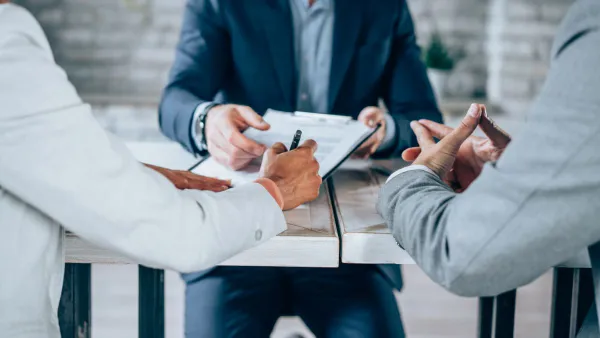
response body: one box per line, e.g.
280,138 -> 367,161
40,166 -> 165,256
289,130 -> 302,150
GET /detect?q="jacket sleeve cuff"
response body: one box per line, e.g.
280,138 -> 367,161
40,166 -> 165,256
376,113 -> 397,154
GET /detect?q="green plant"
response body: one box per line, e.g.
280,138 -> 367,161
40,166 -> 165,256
423,33 -> 454,71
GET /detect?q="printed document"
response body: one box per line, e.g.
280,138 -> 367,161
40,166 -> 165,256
192,109 -> 376,185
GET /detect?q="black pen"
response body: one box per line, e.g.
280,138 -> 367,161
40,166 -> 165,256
289,130 -> 302,150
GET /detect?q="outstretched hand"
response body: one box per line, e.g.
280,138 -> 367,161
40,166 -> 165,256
144,164 -> 232,192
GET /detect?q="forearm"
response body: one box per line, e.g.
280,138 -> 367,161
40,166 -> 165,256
379,161 -> 600,297
158,0 -> 230,153
0,106 -> 285,273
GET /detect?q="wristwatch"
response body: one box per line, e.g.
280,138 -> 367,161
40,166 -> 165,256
193,102 -> 220,155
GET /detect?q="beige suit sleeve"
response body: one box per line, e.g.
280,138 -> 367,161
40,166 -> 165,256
0,14 -> 286,273
378,25 -> 600,296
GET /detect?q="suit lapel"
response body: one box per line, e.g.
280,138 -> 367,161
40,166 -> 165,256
260,0 -> 297,109
328,1 -> 362,111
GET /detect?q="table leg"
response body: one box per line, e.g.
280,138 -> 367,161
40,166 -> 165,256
550,268 -> 594,338
477,290 -> 516,338
478,297 -> 494,338
58,263 -> 91,338
494,290 -> 517,338
138,266 -> 165,338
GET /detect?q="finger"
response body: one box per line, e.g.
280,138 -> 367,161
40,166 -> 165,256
438,103 -> 482,153
418,119 -> 454,140
358,107 -> 384,127
297,139 -> 318,154
410,121 -> 435,147
221,123 -> 266,156
401,147 -> 421,161
353,135 -> 376,155
236,106 -> 270,131
184,173 -> 232,187
270,142 -> 288,155
479,106 -> 512,149
209,142 -> 249,170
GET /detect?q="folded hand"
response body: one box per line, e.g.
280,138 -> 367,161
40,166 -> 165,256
402,104 -> 511,192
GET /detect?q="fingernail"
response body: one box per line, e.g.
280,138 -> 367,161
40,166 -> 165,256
468,103 -> 481,118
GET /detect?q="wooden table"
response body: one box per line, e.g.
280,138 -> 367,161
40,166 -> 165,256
60,143 -> 593,338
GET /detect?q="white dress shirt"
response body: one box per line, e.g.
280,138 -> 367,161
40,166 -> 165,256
0,5 -> 286,337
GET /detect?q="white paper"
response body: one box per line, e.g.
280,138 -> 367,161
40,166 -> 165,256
192,109 -> 374,186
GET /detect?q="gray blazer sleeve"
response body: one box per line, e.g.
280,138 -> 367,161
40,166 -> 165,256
378,5 -> 600,297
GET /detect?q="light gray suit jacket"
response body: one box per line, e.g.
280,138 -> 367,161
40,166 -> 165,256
378,0 -> 600,336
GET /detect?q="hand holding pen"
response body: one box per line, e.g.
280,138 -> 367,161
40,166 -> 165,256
258,130 -> 322,210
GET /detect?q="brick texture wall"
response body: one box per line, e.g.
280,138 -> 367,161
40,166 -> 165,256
14,0 -> 575,118
14,0 -> 182,104
487,0 -> 573,116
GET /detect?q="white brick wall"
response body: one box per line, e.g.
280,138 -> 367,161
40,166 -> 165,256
15,0 -> 575,117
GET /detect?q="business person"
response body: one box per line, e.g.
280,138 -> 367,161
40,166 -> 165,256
0,4 -> 321,337
378,0 -> 600,336
158,0 -> 443,336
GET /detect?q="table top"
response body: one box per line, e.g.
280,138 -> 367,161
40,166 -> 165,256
65,141 -> 339,267
331,160 -> 415,265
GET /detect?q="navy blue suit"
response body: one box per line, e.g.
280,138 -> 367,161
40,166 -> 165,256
159,0 -> 442,336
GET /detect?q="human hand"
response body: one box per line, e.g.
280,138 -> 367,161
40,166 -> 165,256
402,104 -> 511,192
352,107 -> 387,159
205,104 -> 270,170
144,164 -> 232,192
259,140 -> 322,210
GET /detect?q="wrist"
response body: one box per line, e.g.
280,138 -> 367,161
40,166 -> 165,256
254,178 -> 284,209
193,102 -> 220,155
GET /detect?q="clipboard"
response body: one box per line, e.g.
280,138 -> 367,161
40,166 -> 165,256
322,123 -> 380,180
189,109 -> 380,183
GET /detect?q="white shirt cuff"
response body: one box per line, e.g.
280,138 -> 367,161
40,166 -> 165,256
191,102 -> 214,152
376,113 -> 397,153
386,164 -> 437,183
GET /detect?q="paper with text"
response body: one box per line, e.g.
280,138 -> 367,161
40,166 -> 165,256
192,109 -> 374,186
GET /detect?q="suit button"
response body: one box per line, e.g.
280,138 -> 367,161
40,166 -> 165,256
255,229 -> 263,241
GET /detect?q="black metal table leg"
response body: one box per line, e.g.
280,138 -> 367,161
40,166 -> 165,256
138,266 -> 165,338
550,268 -> 594,338
494,289 -> 517,338
58,263 -> 91,338
478,290 -> 517,338
478,297 -> 494,338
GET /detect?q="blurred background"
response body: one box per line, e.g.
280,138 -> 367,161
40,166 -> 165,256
12,0 -> 574,336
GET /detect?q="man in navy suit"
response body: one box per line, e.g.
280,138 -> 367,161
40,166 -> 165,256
159,0 -> 443,336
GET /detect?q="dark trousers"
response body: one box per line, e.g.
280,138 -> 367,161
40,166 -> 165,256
184,264 -> 405,338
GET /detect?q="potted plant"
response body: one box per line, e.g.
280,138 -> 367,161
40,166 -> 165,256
423,32 -> 454,102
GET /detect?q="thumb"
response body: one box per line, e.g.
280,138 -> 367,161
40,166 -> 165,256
236,106 -> 270,131
439,103 -> 482,153
261,142 -> 287,172
270,142 -> 288,155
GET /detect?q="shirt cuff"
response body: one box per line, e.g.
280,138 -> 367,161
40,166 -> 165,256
190,102 -> 214,152
376,113 -> 397,153
254,178 -> 284,209
386,164 -> 437,183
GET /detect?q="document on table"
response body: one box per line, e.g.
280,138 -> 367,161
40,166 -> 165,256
191,109 -> 377,186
